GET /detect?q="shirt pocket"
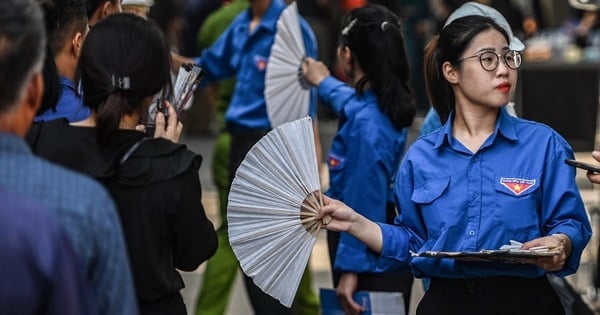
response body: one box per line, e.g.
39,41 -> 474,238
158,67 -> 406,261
411,177 -> 449,203
494,174 -> 541,233
411,176 -> 453,235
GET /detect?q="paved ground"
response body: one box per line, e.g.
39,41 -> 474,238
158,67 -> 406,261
177,116 -> 600,315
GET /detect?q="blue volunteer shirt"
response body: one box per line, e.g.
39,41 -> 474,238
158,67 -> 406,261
318,76 -> 408,273
194,0 -> 317,131
35,76 -> 90,122
372,109 -> 591,279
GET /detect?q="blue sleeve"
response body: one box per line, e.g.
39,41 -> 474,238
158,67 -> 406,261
333,126 -> 397,273
542,135 -> 592,277
367,159 -> 426,273
316,76 -> 355,115
194,24 -> 238,87
300,17 -> 318,118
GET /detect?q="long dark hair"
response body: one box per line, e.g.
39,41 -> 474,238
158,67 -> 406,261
423,15 -> 509,123
338,4 -> 415,130
79,13 -> 172,144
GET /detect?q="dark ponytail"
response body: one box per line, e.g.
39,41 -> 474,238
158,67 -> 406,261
79,13 -> 172,144
339,4 -> 415,130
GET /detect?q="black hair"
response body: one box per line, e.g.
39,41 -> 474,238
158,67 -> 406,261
38,45 -> 61,115
39,0 -> 88,55
79,13 -> 172,144
86,0 -> 118,19
0,0 -> 46,113
36,0 -> 87,115
423,15 -> 509,123
339,4 -> 415,130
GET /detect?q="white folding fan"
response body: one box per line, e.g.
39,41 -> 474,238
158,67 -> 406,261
227,117 -> 329,308
264,1 -> 310,128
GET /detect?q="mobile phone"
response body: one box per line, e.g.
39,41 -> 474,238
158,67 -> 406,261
565,159 -> 600,173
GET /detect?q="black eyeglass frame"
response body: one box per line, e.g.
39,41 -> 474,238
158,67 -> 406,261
457,50 -> 522,71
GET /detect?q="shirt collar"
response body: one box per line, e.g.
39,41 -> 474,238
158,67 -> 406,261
433,111 -> 454,149
240,0 -> 286,33
496,107 -> 518,141
432,107 -> 518,150
0,132 -> 31,155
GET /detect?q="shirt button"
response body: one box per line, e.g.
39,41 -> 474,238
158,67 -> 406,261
472,192 -> 478,199
473,157 -> 478,162
469,230 -> 475,236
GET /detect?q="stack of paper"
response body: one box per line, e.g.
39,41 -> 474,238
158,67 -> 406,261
320,288 -> 405,315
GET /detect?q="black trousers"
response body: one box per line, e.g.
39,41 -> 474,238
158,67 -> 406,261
418,276 -> 565,315
230,130 -> 292,315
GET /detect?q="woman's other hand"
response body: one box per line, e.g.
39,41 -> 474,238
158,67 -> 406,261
521,234 -> 572,272
302,57 -> 330,86
587,151 -> 600,184
336,273 -> 364,315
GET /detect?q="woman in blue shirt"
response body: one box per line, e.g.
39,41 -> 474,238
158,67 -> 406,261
302,4 -> 416,315
317,5 -> 592,315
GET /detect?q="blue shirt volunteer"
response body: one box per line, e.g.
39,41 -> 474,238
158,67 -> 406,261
194,0 -> 318,131
374,109 -> 592,279
35,76 -> 90,122
318,76 -> 408,273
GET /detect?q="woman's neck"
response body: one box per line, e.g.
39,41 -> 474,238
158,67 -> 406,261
70,112 -> 141,130
249,0 -> 270,32
452,105 -> 498,153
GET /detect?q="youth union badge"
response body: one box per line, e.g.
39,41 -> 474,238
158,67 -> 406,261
500,177 -> 536,196
254,55 -> 268,71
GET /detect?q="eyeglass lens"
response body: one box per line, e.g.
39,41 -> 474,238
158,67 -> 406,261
479,51 -> 521,71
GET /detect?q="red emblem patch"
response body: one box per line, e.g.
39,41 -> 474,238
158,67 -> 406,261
255,56 -> 268,71
328,156 -> 341,168
500,177 -> 536,195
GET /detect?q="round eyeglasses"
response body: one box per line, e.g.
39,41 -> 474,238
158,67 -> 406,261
457,50 -> 522,71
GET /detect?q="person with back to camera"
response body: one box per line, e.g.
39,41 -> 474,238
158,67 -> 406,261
316,3 -> 593,314
26,13 -> 218,315
0,1 -> 138,314
301,4 -> 415,314
35,0 -> 90,123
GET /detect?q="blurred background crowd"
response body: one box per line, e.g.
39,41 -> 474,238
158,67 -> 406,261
135,0 -> 600,135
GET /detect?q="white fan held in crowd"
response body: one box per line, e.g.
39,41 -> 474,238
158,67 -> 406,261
264,1 -> 311,128
227,117 -> 331,307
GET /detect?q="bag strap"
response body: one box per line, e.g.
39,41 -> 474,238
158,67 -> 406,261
119,137 -> 152,165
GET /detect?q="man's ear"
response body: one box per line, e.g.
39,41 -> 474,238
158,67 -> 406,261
101,1 -> 113,18
5,72 -> 44,136
72,32 -> 84,58
442,61 -> 459,84
24,72 -> 43,116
